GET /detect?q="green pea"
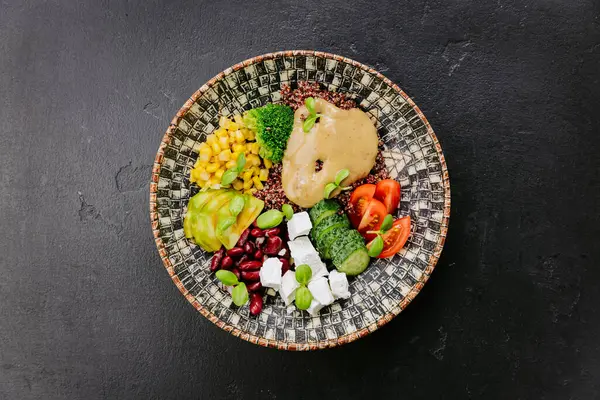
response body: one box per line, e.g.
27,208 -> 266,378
256,209 -> 284,229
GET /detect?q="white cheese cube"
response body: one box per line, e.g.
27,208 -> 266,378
260,258 -> 282,291
308,260 -> 329,281
306,299 -> 324,316
328,270 -> 351,299
287,211 -> 312,240
280,270 -> 300,306
308,277 -> 334,306
288,237 -> 317,264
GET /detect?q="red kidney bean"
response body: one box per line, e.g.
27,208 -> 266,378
231,268 -> 241,280
279,257 -> 290,275
243,241 -> 255,254
250,228 -> 265,238
227,247 -> 244,258
210,248 -> 225,272
253,249 -> 263,260
221,256 -> 234,270
249,293 -> 263,315
265,227 -> 280,238
236,254 -> 249,267
263,236 -> 283,255
237,228 -> 250,247
246,281 -> 262,292
239,260 -> 262,271
255,237 -> 265,249
241,271 -> 260,281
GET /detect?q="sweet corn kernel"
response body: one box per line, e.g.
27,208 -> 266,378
228,121 -> 239,131
234,114 -> 244,125
210,142 -> 220,154
264,158 -> 273,169
234,130 -> 245,143
242,170 -> 253,182
215,169 -> 224,180
250,142 -> 260,154
243,179 -> 253,190
199,171 -> 211,181
232,179 -> 244,191
218,149 -> 231,162
244,188 -> 257,195
247,154 -> 261,167
245,130 -> 255,141
199,142 -> 210,150
233,143 -> 245,153
219,116 -> 231,129
206,163 -> 220,173
206,134 -> 217,146
215,128 -> 228,138
218,136 -> 229,148
225,160 -> 237,169
250,166 -> 260,176
252,177 -> 264,190
259,169 -> 269,181
209,177 -> 221,188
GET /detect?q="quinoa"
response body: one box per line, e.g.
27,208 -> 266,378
281,81 -> 356,111
255,83 -> 388,212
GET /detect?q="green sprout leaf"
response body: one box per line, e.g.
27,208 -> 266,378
323,182 -> 338,199
221,169 -> 238,186
282,204 -> 294,220
305,97 -> 316,114
231,282 -> 249,306
295,286 -> 313,310
295,264 -> 312,285
380,214 -> 394,233
236,152 -> 246,172
256,209 -> 284,229
229,195 -> 245,217
303,115 -> 317,133
334,169 -> 350,186
217,216 -> 236,233
216,270 -> 239,286
367,235 -> 384,258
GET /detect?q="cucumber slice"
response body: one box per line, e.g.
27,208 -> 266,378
309,199 -> 340,226
316,225 -> 351,259
331,230 -> 370,276
310,213 -> 350,242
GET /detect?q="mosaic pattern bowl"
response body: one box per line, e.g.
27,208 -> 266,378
150,50 -> 450,350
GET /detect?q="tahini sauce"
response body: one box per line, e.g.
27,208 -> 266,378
282,98 -> 378,208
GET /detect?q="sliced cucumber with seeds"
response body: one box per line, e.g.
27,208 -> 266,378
309,199 -> 340,226
316,225 -> 351,259
331,230 -> 370,276
310,213 -> 350,243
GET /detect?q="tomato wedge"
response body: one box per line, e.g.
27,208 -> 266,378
375,179 -> 401,214
367,216 -> 411,258
348,184 -> 376,227
357,198 -> 387,240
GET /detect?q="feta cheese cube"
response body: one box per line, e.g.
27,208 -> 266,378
280,270 -> 300,306
288,236 -> 328,280
308,260 -> 329,281
287,211 -> 312,240
260,258 -> 282,291
306,299 -> 324,316
328,270 -> 351,299
308,277 -> 334,306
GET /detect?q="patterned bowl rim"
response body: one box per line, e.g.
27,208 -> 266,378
149,50 -> 451,351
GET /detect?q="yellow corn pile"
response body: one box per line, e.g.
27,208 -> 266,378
190,115 -> 271,193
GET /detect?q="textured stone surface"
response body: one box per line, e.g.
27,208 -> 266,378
1,0 -> 599,398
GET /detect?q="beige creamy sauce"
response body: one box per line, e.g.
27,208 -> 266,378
282,98 -> 378,208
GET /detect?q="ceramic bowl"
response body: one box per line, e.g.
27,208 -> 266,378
150,50 -> 450,350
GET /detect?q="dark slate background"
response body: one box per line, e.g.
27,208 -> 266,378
1,0 -> 599,398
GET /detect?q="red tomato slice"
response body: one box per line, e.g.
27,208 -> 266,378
357,198 -> 387,240
374,179 -> 401,215
367,216 -> 411,258
348,184 -> 376,228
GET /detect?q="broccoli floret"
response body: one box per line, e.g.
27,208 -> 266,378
243,104 -> 294,163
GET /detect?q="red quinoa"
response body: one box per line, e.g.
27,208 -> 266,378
280,81 -> 356,111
